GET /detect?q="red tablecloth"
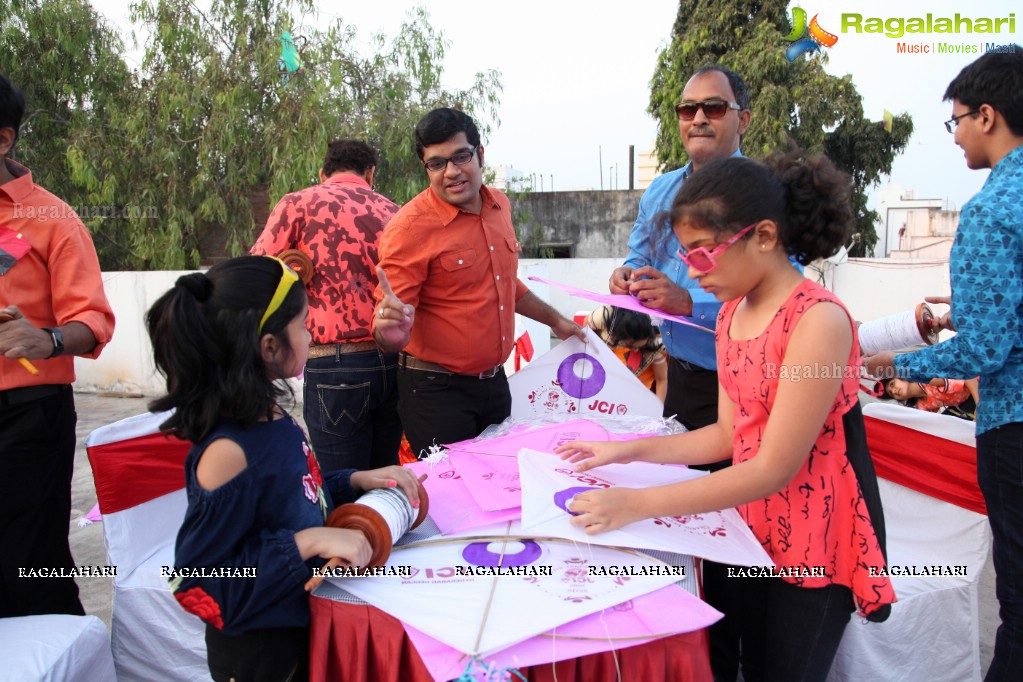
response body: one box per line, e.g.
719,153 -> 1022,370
309,596 -> 712,681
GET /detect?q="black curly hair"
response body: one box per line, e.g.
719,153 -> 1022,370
322,138 -> 377,177
669,150 -> 853,265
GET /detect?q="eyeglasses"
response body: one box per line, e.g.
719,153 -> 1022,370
677,222 -> 757,273
258,257 -> 299,334
675,99 -> 742,121
423,146 -> 479,173
944,110 -> 980,133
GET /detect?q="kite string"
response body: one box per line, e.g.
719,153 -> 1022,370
548,534 -> 620,682
471,524 -> 511,655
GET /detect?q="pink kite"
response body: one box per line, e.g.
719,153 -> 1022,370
403,582 -> 722,681
527,275 -> 712,333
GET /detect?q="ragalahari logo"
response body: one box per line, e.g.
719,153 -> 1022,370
784,7 -> 839,61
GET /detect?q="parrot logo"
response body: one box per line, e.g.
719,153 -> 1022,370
784,7 -> 838,62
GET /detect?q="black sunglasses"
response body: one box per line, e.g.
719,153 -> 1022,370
675,99 -> 742,121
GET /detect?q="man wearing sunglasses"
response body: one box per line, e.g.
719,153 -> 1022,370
610,64 -> 751,682
373,107 -> 583,457
864,47 -> 1023,681
611,65 -> 750,433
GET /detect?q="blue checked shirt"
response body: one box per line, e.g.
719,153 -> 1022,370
895,144 -> 1023,435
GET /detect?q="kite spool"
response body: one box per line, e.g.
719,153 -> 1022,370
325,481 -> 429,568
276,248 -> 314,285
858,303 -> 938,356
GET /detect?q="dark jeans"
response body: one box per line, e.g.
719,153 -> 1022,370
733,578 -> 853,682
0,384 -> 84,617
303,349 -> 402,473
977,422 -> 1023,681
396,365 -> 512,458
205,624 -> 309,682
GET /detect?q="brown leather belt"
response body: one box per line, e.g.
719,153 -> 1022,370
307,341 -> 378,359
399,352 -> 503,380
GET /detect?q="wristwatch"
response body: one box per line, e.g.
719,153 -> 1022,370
42,327 -> 64,358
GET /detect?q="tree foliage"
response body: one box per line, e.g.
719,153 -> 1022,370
2,0 -> 502,269
650,0 -> 913,256
1,0 -> 135,260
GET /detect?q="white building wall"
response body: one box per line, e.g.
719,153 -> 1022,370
74,258 -> 955,395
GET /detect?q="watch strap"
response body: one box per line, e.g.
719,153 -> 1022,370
41,327 -> 64,358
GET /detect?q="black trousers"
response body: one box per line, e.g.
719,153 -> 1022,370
396,365 -> 511,458
206,624 -> 309,682
732,578 -> 853,681
0,384 -> 84,617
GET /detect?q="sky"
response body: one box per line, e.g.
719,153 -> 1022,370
90,0 -> 1021,211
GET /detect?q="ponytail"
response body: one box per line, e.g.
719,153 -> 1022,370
146,256 -> 305,442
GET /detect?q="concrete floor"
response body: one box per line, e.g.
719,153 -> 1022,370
68,392 -> 997,676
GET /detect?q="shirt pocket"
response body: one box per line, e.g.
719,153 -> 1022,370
506,237 -> 521,253
440,248 -> 476,272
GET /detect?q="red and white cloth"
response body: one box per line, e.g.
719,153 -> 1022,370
828,402 -> 989,682
86,411 -> 209,682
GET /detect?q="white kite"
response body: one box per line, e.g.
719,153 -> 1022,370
330,534 -> 684,658
518,449 -> 773,567
509,327 -> 664,419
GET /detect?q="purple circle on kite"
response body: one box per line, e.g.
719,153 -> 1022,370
557,353 -> 606,399
553,486 -> 599,515
462,540 -> 542,567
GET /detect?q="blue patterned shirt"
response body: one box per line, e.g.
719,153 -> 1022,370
895,144 -> 1023,435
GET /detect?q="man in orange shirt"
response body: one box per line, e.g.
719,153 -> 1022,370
373,108 -> 582,456
0,75 -> 116,617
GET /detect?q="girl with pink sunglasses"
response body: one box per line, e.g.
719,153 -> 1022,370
557,151 -> 894,681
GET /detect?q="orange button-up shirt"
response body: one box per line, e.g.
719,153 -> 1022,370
373,185 -> 527,375
251,173 -> 398,345
0,160 -> 115,390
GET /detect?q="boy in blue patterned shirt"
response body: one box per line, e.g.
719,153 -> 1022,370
865,47 -> 1023,681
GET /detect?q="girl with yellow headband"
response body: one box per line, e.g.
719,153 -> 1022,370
146,255 -> 419,681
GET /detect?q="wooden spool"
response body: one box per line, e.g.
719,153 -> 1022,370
276,248 -> 314,285
325,481 -> 430,569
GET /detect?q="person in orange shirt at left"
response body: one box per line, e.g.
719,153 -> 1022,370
373,108 -> 584,457
0,75 -> 116,618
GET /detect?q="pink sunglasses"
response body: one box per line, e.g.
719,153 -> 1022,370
677,222 -> 757,273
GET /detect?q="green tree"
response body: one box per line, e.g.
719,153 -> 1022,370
649,0 -> 913,256
0,0 -> 136,266
4,0 -> 501,269
96,0 -> 502,269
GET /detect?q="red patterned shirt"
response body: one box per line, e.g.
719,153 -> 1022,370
251,173 -> 398,345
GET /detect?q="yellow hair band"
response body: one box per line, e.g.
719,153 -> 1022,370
258,257 -> 299,334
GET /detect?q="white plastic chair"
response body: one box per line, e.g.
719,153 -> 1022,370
86,411 -> 210,681
0,614 -> 116,681
827,402 -> 989,682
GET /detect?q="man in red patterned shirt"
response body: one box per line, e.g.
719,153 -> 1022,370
251,139 -> 401,472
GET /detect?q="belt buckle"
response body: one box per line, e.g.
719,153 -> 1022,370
477,365 -> 500,380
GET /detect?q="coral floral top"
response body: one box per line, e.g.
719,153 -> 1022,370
717,279 -> 896,618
